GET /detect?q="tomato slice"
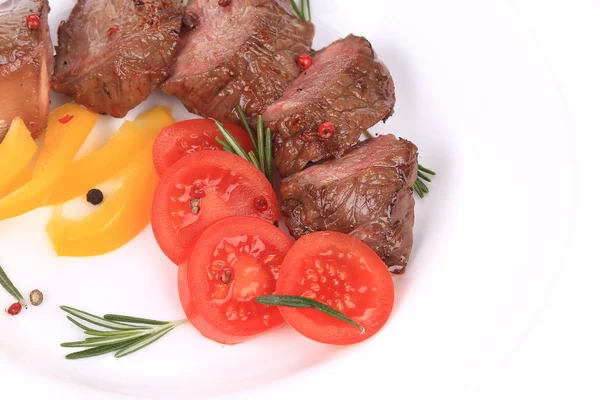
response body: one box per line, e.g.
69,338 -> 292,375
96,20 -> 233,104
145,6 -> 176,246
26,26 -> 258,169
276,232 -> 395,345
178,216 -> 293,344
152,150 -> 279,264
152,119 -> 254,176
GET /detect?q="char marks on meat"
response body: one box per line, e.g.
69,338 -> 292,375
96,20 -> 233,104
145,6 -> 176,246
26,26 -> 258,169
52,0 -> 183,118
281,135 -> 418,268
263,34 -> 396,177
0,0 -> 53,142
162,0 -> 315,124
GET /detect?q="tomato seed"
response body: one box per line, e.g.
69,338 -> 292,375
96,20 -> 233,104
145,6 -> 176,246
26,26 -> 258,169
190,198 -> 201,215
221,269 -> 233,284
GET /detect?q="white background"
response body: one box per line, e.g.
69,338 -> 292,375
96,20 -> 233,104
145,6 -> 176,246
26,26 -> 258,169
484,1 -> 600,399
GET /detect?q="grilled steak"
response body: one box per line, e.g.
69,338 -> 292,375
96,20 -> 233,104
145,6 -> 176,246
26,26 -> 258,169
52,0 -> 183,118
281,135 -> 418,269
263,34 -> 396,177
0,0 -> 52,142
162,0 -> 315,124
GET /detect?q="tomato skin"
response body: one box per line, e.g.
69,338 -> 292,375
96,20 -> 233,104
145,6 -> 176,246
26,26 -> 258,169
152,150 -> 279,265
178,217 -> 293,344
276,232 -> 395,345
153,119 -> 254,176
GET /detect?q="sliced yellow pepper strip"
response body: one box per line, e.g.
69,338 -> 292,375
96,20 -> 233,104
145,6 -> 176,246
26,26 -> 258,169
48,106 -> 175,205
0,169 -> 33,199
47,106 -> 174,205
0,118 -> 37,198
46,121 -> 145,205
46,106 -> 174,257
47,144 -> 157,257
0,103 -> 98,221
132,105 -> 174,137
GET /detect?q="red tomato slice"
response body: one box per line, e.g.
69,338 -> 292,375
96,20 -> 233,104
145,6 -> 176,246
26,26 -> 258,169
152,119 -> 254,176
152,150 -> 279,264
178,216 -> 293,344
276,232 -> 395,345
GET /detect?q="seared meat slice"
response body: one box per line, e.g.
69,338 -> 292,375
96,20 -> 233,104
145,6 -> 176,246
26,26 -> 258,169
0,0 -> 52,142
281,135 -> 418,269
162,0 -> 314,124
52,0 -> 183,118
263,34 -> 395,177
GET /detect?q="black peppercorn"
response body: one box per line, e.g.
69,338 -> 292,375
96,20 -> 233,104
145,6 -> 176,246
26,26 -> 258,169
86,189 -> 104,206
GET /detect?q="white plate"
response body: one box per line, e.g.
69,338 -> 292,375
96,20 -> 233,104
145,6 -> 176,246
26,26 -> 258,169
0,0 -> 575,399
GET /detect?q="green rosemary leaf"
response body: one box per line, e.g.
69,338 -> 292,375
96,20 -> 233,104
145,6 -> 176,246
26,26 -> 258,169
215,137 -> 235,154
415,179 -> 429,194
65,341 -> 137,360
62,331 -> 149,348
236,105 -> 258,151
66,316 -> 95,331
84,329 -> 146,338
61,306 -> 188,360
413,181 -> 424,198
256,295 -> 365,332
265,128 -> 273,183
305,0 -> 311,21
103,314 -> 170,326
60,306 -> 147,331
418,164 -> 436,176
114,326 -> 176,358
248,151 -> 261,171
290,0 -> 305,20
215,122 -> 251,163
256,116 -> 266,174
418,171 -> 432,183
0,265 -> 26,304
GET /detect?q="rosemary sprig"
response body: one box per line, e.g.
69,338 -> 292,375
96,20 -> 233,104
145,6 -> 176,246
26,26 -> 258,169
256,295 -> 365,332
290,0 -> 305,20
0,265 -> 27,307
290,0 -> 311,21
414,164 -> 436,199
216,107 -> 273,185
60,306 -> 187,360
304,0 -> 311,21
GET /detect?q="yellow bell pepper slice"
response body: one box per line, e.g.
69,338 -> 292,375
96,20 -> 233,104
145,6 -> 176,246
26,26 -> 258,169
46,105 -> 174,205
131,105 -> 174,137
47,142 -> 157,257
46,106 -> 174,257
0,103 -> 98,221
0,169 -> 33,199
46,121 -> 145,205
0,118 -> 37,198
